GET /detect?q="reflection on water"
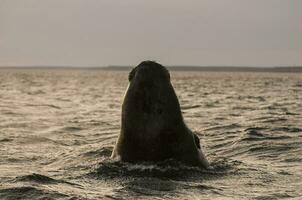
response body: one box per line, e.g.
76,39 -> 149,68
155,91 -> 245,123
0,69 -> 301,199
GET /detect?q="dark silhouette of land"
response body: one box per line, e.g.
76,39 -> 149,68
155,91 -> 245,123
0,65 -> 302,73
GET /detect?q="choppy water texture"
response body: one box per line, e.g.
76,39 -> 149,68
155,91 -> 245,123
0,69 -> 301,200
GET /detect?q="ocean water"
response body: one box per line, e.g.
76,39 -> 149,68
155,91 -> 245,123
0,69 -> 301,200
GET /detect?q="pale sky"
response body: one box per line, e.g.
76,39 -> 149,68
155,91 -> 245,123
1,0 -> 302,67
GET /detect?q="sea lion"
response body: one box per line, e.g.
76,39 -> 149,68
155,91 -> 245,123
111,61 -> 209,168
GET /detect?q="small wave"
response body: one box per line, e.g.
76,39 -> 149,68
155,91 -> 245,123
285,111 -> 300,116
27,90 -> 46,95
248,144 -> 294,153
254,193 -> 294,200
123,179 -> 179,195
245,127 -> 267,132
0,138 -> 13,142
93,158 -> 239,181
82,147 -> 113,158
15,173 -> 59,184
55,97 -> 71,102
271,127 -> 302,133
237,95 -> 266,102
282,157 -> 302,162
262,118 -> 287,123
204,101 -> 220,108
245,129 -> 266,137
204,123 -> 241,131
0,186 -> 68,200
1,111 -> 23,116
181,105 -> 201,110
94,159 -> 199,180
293,83 -> 302,87
25,103 -> 61,109
232,106 -> 254,110
211,140 -> 235,149
63,126 -> 83,132
17,136 -> 61,145
242,128 -> 291,141
119,173 -> 225,196
242,135 -> 291,142
15,173 -> 79,186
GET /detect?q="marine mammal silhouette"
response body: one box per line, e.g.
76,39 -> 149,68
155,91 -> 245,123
111,61 -> 209,168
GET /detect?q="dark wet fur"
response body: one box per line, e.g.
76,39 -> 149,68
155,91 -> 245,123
112,61 -> 207,167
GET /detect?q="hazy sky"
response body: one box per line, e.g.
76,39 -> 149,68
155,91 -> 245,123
1,0 -> 302,66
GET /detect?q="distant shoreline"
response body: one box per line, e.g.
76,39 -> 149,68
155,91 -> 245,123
0,66 -> 302,73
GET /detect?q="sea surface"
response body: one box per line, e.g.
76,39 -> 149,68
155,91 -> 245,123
0,69 -> 301,200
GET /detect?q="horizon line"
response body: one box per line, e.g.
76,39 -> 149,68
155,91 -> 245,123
1,65 -> 302,68
1,65 -> 302,73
